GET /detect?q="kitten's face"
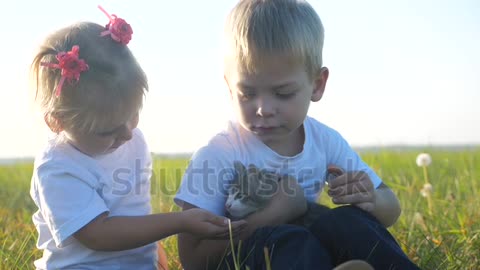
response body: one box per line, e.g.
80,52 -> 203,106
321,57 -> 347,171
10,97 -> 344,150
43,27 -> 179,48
225,187 -> 261,219
225,164 -> 278,219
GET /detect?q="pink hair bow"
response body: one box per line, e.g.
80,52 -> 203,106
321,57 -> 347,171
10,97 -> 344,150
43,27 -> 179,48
41,45 -> 89,97
98,5 -> 133,45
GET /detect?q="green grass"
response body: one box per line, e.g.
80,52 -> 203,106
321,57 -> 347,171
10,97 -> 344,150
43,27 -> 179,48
1,149 -> 479,269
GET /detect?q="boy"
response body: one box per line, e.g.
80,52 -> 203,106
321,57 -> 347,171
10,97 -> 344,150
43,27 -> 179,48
175,0 -> 420,269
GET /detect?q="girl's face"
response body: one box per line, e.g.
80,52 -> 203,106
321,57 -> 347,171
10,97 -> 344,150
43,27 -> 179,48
64,112 -> 139,157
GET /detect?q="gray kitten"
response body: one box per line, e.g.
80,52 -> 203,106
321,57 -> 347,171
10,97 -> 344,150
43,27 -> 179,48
225,162 -> 343,227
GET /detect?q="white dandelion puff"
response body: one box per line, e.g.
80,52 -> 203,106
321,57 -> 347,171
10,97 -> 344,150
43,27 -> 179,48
416,153 -> 432,167
420,183 -> 433,197
423,183 -> 433,192
416,153 -> 433,214
413,212 -> 428,232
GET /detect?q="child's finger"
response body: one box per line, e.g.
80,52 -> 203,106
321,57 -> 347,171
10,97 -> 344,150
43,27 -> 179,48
331,192 -> 374,205
208,231 -> 230,240
230,220 -> 247,227
328,171 -> 366,189
327,165 -> 344,179
208,215 -> 230,226
211,221 -> 247,239
355,202 -> 375,212
328,181 -> 373,196
229,220 -> 247,233
328,174 -> 357,189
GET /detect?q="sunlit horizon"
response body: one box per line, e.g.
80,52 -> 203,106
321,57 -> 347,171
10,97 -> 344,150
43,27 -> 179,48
1,0 -> 479,159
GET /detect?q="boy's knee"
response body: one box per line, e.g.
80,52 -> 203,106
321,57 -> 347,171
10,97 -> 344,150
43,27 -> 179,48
248,224 -> 317,250
253,224 -> 311,242
310,205 -> 382,241
327,206 -> 378,225
273,224 -> 315,240
239,225 -> 331,269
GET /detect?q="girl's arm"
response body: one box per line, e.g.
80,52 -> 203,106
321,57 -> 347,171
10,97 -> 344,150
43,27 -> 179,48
74,209 -> 246,251
178,176 -> 307,270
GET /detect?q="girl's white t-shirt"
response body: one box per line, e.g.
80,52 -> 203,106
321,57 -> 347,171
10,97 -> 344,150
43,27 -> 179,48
30,129 -> 157,270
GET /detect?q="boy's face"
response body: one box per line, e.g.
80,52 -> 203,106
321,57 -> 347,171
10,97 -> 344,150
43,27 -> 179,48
224,55 -> 328,151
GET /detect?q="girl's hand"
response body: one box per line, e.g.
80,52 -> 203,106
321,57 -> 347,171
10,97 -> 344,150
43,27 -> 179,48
326,165 -> 375,212
182,208 -> 247,239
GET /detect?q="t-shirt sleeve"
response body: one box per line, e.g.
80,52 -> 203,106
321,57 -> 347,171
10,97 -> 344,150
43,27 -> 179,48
174,144 -> 234,216
324,128 -> 383,189
35,163 -> 109,247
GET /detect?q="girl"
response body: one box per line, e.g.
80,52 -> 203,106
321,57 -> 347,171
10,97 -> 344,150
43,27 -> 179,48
29,8 -> 245,270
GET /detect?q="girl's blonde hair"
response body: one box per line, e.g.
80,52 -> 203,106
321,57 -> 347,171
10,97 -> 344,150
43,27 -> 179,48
31,22 -> 148,134
224,0 -> 324,78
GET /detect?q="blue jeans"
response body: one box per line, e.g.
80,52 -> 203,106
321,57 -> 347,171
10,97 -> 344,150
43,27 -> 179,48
309,205 -> 420,270
222,206 -> 420,270
221,224 -> 332,270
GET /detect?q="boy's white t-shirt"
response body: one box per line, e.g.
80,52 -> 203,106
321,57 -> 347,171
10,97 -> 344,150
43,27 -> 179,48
175,116 -> 382,216
30,128 -> 157,270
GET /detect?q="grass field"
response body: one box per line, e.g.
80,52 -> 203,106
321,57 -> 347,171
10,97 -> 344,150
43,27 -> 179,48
1,149 -> 479,269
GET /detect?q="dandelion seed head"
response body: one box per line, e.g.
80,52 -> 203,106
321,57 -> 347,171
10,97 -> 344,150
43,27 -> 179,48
416,153 -> 432,167
423,183 -> 433,192
413,212 -> 428,231
420,183 -> 433,197
413,212 -> 423,223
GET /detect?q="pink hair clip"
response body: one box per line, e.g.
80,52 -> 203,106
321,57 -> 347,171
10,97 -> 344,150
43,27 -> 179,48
41,45 -> 89,97
98,5 -> 133,45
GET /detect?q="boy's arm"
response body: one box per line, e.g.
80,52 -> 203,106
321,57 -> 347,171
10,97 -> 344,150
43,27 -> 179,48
328,169 -> 401,227
370,183 -> 401,227
324,126 -> 401,226
178,176 -> 307,270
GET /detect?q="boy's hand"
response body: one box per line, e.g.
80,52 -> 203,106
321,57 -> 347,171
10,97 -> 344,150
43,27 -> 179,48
326,165 -> 375,212
182,208 -> 247,239
233,161 -> 307,231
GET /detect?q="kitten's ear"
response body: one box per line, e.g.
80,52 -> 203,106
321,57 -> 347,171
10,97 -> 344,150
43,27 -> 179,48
246,170 -> 260,197
233,161 -> 246,184
234,162 -> 246,177
260,169 -> 279,185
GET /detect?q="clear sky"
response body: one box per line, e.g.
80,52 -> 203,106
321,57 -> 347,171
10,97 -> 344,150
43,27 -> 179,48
1,0 -> 479,158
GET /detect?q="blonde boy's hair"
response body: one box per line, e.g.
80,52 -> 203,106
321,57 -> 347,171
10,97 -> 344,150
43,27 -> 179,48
225,0 -> 324,78
31,22 -> 148,134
